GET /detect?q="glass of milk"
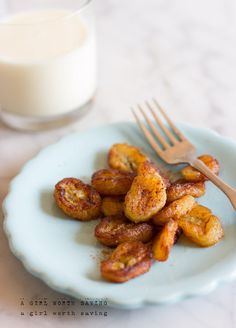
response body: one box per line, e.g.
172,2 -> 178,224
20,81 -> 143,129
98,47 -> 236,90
0,0 -> 96,130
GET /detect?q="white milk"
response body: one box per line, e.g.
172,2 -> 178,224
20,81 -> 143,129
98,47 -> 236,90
0,10 -> 96,117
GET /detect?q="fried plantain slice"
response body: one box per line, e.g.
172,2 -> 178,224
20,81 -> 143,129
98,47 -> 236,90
101,241 -> 153,282
91,169 -> 134,196
124,161 -> 167,223
108,143 -> 149,173
181,155 -> 220,182
178,204 -> 224,247
95,215 -> 155,247
152,225 -> 182,244
152,195 -> 196,226
167,180 -> 206,203
152,219 -> 179,261
101,196 -> 124,216
54,178 -> 101,221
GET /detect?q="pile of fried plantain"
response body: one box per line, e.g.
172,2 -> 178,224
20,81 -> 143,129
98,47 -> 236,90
54,144 -> 224,283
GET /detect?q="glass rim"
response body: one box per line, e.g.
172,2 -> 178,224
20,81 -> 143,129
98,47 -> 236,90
0,0 -> 93,26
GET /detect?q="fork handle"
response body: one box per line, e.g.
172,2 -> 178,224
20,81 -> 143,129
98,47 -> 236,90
190,158 -> 236,210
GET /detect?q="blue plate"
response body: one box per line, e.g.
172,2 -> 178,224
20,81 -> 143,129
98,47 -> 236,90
3,122 -> 236,309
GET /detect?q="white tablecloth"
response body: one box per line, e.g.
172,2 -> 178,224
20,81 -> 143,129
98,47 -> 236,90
1,0 -> 236,327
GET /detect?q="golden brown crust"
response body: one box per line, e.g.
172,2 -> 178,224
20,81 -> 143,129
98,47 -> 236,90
181,155 -> 220,182
95,215 -> 155,247
91,169 -> 134,196
152,195 -> 196,225
124,161 -> 167,223
152,219 -> 179,261
54,178 -> 101,221
166,180 -> 206,203
101,241 -> 153,282
101,196 -> 124,216
108,143 -> 149,173
178,204 -> 224,247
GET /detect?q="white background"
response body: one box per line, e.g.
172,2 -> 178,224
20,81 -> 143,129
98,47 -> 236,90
1,0 -> 236,327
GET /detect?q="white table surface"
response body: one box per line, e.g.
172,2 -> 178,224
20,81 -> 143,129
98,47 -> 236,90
1,0 -> 236,327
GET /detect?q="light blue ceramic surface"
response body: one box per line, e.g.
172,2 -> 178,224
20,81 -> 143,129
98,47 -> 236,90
3,122 -> 236,309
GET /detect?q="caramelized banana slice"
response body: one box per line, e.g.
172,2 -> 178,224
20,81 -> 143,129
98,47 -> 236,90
91,169 -> 134,196
153,195 -> 196,226
108,143 -> 148,173
152,225 -> 182,244
167,180 -> 206,203
101,241 -> 152,282
54,178 -> 101,221
101,196 -> 124,216
95,215 -> 155,247
152,219 -> 179,261
181,155 -> 220,182
178,204 -> 224,247
124,161 -> 167,223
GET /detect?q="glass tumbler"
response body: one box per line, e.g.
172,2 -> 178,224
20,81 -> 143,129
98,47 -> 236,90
0,0 -> 96,130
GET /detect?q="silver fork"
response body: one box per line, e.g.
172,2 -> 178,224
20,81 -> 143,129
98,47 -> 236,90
132,99 -> 236,210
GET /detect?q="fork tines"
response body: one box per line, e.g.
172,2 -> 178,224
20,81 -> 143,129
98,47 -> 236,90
131,99 -> 186,151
